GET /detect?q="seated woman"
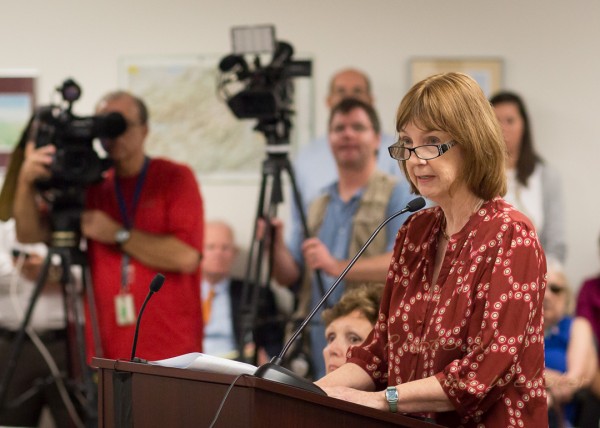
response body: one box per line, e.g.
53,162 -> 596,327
575,231 -> 600,426
321,284 -> 383,374
545,266 -> 598,427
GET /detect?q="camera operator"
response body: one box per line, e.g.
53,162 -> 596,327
13,90 -> 205,362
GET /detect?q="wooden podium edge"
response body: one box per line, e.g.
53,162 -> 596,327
92,357 -> 441,427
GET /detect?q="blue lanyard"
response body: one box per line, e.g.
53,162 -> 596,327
115,157 -> 150,290
115,157 -> 150,229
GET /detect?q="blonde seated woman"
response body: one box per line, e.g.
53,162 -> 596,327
544,265 -> 598,427
321,284 -> 383,375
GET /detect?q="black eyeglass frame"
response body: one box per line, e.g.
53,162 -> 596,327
388,141 -> 457,161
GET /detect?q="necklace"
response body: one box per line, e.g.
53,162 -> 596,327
440,199 -> 485,241
440,216 -> 451,241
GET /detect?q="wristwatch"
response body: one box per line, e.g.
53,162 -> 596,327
385,386 -> 398,413
115,228 -> 131,246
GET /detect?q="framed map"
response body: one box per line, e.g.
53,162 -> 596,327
409,58 -> 503,98
119,55 -> 313,182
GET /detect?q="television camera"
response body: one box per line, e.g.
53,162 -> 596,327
33,78 -> 127,243
217,25 -> 311,144
217,26 -> 318,367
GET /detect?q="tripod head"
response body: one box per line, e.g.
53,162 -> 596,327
47,191 -> 84,250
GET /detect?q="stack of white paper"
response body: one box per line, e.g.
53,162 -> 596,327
149,352 -> 257,376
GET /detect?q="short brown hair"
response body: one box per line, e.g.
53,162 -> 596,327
329,98 -> 381,135
396,72 -> 506,199
322,284 -> 383,327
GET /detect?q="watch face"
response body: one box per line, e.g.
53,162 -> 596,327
386,387 -> 398,401
386,386 -> 398,412
116,229 -> 131,244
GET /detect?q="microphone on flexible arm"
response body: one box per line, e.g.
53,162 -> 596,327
254,197 -> 426,394
130,273 -> 166,362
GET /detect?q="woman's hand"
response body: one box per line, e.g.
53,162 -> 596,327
545,368 -> 578,404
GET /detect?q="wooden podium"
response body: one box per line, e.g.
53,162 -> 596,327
93,358 -> 442,428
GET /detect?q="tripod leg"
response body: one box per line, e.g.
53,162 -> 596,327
237,167 -> 274,363
284,160 -> 329,306
59,250 -> 97,426
0,252 -> 53,409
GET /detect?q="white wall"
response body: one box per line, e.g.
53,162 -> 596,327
1,0 -> 598,288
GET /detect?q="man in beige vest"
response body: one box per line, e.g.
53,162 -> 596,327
270,98 -> 414,378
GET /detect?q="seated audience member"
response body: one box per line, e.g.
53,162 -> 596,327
202,220 -> 283,361
575,231 -> 600,425
576,232 -> 600,352
545,266 -> 598,427
0,219 -> 73,427
490,91 -> 566,266
321,284 -> 383,375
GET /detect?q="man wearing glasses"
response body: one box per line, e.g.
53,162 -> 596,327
13,91 -> 204,363
269,98 -> 413,378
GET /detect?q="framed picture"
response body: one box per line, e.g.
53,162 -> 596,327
409,58 -> 503,98
118,54 -> 313,182
0,71 -> 37,169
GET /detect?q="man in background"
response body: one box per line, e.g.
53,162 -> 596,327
270,98 -> 413,378
293,68 -> 402,214
13,91 -> 204,362
202,220 -> 283,362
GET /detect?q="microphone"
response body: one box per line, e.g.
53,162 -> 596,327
130,273 -> 165,362
254,197 -> 426,394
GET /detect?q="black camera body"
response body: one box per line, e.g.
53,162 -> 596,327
34,105 -> 125,190
32,79 -> 127,243
219,40 -> 311,122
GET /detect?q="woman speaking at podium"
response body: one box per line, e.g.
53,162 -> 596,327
315,72 -> 548,427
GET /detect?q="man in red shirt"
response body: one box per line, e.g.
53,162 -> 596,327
14,91 -> 204,362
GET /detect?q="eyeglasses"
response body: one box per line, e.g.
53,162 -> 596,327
331,123 -> 372,134
548,283 -> 566,294
388,141 -> 456,161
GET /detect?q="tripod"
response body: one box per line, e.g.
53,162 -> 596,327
236,116 -> 327,365
0,208 -> 98,427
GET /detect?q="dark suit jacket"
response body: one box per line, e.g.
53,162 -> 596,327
229,278 -> 284,357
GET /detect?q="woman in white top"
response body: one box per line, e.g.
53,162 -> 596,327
490,91 -> 566,266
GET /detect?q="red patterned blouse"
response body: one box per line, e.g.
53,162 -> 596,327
347,198 -> 548,427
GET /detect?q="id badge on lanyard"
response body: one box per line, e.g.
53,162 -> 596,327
114,157 -> 149,327
115,254 -> 136,326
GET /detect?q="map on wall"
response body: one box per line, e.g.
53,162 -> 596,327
119,55 -> 313,181
410,58 -> 503,98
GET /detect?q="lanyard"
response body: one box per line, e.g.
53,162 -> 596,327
115,157 -> 150,289
115,156 -> 150,229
